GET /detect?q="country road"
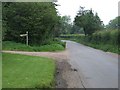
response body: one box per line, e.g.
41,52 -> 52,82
65,40 -> 118,88
3,40 -> 119,88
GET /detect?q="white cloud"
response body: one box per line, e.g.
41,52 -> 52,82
56,0 -> 119,25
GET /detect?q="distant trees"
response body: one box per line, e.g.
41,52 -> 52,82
106,16 -> 120,30
59,15 -> 72,34
2,2 -> 60,45
70,25 -> 84,34
74,7 -> 103,36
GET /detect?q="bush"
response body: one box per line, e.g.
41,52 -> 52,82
32,44 -> 64,52
3,41 -> 65,52
82,30 -> 118,45
79,30 -> 119,54
60,30 -> 119,54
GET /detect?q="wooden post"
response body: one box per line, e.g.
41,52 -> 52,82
26,31 -> 28,46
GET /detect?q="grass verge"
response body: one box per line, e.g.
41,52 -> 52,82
72,39 -> 119,54
60,37 -> 119,54
3,53 -> 55,88
3,41 -> 65,52
78,41 -> 119,54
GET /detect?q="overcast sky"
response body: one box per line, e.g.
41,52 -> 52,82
55,0 -> 119,25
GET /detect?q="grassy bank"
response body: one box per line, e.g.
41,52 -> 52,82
3,40 -> 65,52
60,30 -> 119,54
3,53 -> 55,88
74,39 -> 119,54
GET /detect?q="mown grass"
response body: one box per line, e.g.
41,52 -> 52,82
2,41 -> 65,52
2,53 -> 55,88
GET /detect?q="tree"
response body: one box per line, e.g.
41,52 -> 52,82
106,16 -> 120,30
59,15 -> 72,34
70,25 -> 84,34
3,2 -> 60,45
74,7 -> 103,36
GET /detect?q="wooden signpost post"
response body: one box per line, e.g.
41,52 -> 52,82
20,31 -> 28,46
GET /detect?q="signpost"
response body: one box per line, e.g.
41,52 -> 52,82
20,31 -> 28,46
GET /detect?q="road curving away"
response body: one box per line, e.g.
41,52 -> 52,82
3,40 -> 118,88
65,40 -> 118,88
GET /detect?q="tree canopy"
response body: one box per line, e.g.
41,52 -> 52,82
74,7 -> 103,35
106,16 -> 120,30
2,2 -> 60,45
59,15 -> 72,34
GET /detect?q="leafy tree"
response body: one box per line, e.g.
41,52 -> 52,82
106,16 -> 120,30
74,7 -> 103,36
2,2 -> 59,45
70,25 -> 84,34
59,15 -> 72,34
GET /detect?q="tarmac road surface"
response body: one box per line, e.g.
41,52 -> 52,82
65,40 -> 118,88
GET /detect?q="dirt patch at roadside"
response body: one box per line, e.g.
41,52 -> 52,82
55,59 -> 85,88
2,50 -> 68,60
55,60 -> 69,88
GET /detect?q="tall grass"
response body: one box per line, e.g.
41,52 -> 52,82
78,30 -> 119,54
90,30 -> 118,45
60,30 -> 119,54
2,40 -> 65,52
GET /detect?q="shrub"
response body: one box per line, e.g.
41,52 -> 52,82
3,41 -> 65,52
60,30 -> 119,54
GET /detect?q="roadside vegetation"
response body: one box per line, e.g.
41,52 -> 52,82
2,2 -> 68,52
60,7 -> 119,54
2,2 -> 67,47
3,40 -> 65,52
3,53 -> 55,88
60,10 -> 119,54
2,2 -> 68,89
61,30 -> 119,54
80,30 -> 119,54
